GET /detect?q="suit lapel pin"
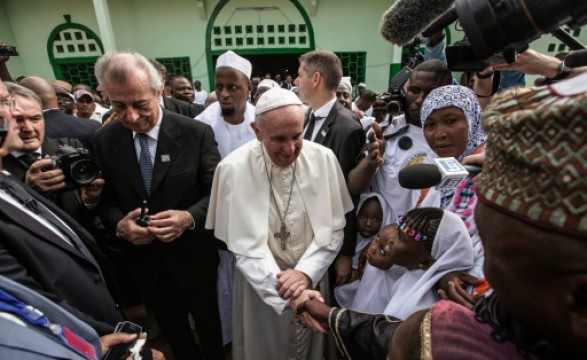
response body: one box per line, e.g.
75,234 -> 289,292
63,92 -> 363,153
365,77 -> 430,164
161,154 -> 171,162
321,129 -> 328,138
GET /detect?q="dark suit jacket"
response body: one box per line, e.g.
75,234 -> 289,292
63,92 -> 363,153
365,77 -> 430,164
311,101 -> 365,256
0,174 -> 123,335
2,137 -> 87,223
94,110 -> 221,291
164,97 -> 205,118
43,109 -> 99,151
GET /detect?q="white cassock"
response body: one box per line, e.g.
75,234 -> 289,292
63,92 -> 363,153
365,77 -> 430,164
195,101 -> 256,158
206,140 -> 353,360
196,100 -> 256,344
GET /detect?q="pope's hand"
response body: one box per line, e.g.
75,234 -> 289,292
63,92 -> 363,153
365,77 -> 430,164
276,269 -> 311,300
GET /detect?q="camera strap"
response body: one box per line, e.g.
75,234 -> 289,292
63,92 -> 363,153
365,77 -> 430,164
383,124 -> 409,141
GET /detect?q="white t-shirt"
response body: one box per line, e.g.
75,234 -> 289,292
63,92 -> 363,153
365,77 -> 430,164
371,115 -> 431,222
193,90 -> 208,105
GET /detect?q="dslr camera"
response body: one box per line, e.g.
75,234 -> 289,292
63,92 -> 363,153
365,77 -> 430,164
45,145 -> 98,191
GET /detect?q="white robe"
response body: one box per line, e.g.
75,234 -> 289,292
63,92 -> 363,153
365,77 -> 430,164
195,101 -> 256,158
206,140 -> 353,359
196,100 -> 256,345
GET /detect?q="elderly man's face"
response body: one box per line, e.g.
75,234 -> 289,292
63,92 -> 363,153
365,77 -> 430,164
215,67 -> 251,119
106,71 -> 160,133
477,202 -> 587,354
14,94 -> 44,152
336,85 -> 352,110
0,81 -> 23,157
252,105 -> 304,168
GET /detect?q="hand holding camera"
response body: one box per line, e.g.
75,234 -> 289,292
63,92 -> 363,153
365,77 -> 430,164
25,157 -> 66,193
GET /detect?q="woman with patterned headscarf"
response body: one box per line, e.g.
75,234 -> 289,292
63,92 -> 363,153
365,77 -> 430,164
417,84 -> 487,304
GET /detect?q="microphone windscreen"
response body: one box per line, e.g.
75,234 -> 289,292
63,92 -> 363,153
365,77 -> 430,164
398,163 -> 442,189
380,0 -> 456,46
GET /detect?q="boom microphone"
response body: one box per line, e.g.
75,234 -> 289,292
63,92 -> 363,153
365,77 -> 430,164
422,7 -> 458,38
398,158 -> 482,190
380,0 -> 456,46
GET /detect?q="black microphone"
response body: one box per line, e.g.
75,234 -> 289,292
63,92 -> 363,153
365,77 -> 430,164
398,158 -> 482,190
564,49 -> 587,68
380,0 -> 456,46
422,7 -> 458,38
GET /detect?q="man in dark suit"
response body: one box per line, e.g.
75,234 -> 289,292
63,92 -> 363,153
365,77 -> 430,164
295,50 -> 365,286
19,76 -> 100,151
94,52 -> 223,360
0,78 -> 123,336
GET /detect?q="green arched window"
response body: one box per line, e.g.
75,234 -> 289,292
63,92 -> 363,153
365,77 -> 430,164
47,15 -> 104,89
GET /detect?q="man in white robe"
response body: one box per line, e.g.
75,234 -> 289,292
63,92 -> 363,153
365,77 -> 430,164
196,50 -> 256,158
195,51 -> 256,345
206,88 -> 353,360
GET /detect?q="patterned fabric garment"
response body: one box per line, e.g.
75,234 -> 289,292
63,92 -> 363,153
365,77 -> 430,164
477,81 -> 587,235
446,177 -> 477,236
420,84 -> 486,162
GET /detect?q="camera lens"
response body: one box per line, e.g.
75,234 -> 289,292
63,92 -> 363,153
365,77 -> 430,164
70,159 -> 98,185
386,101 -> 402,117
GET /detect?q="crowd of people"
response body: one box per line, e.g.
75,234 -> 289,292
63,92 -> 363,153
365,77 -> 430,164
0,13 -> 586,360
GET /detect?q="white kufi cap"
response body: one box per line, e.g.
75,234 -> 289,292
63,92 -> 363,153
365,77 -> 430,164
216,50 -> 252,78
258,79 -> 280,90
339,76 -> 352,93
255,88 -> 302,115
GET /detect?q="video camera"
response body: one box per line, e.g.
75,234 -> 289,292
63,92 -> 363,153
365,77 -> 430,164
427,0 -> 587,71
379,37 -> 423,116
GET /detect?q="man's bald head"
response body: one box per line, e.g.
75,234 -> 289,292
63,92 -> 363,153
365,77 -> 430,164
19,76 -> 58,109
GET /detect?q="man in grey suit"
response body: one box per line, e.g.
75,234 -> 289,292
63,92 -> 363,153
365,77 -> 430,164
94,52 -> 223,360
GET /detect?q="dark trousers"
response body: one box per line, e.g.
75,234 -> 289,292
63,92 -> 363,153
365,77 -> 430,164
138,261 -> 223,360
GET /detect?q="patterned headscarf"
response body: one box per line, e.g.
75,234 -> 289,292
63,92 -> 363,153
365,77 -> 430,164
420,85 -> 486,161
477,78 -> 587,236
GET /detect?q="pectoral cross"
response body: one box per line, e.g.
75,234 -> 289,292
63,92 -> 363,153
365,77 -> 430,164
274,223 -> 291,250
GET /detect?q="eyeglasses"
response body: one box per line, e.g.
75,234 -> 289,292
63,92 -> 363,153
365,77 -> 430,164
0,97 -> 15,110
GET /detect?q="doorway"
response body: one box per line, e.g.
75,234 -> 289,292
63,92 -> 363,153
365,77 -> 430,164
212,53 -> 301,80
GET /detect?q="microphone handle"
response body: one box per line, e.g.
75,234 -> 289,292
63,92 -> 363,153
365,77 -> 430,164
463,164 -> 482,177
422,7 -> 458,38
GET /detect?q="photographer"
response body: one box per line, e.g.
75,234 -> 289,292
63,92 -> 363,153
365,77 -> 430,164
348,60 -> 452,223
3,82 -> 103,227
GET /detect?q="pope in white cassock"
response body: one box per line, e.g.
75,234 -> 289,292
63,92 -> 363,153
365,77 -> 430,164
206,88 -> 353,360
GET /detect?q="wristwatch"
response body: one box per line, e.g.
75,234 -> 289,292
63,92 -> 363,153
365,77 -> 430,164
548,58 -> 573,81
